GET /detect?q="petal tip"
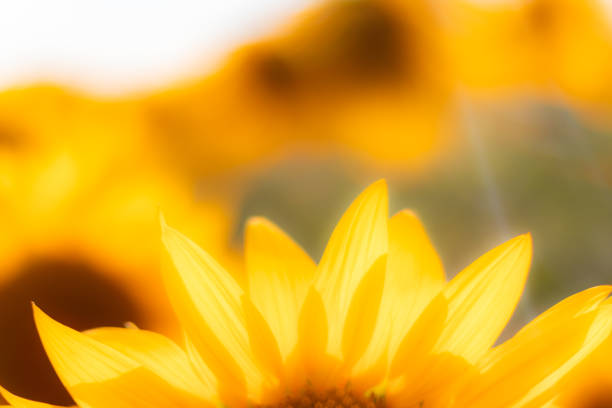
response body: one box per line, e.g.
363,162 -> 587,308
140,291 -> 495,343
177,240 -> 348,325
246,216 -> 273,229
245,216 -> 285,244
31,304 -> 61,352
354,179 -> 388,211
32,303 -> 52,333
31,301 -> 42,320
518,232 -> 533,250
507,232 -> 533,252
510,233 -> 533,265
31,304 -> 67,344
602,289 -> 612,306
392,209 -> 421,223
368,179 -> 388,194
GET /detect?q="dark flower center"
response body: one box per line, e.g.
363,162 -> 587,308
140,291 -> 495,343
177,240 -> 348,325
258,387 -> 386,408
0,256 -> 146,405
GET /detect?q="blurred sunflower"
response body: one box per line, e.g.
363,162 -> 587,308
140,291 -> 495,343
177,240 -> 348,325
144,0 -> 455,174
444,0 -> 612,117
0,85 -> 237,404
1,181 -> 611,408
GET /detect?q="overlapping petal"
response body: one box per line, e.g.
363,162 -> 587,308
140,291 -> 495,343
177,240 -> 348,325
294,286 -> 330,389
386,233 -> 532,404
160,215 -> 265,403
314,180 -> 389,358
84,326 -> 213,399
433,233 -> 533,363
341,255 -> 387,368
457,286 -> 612,408
0,386 -> 68,408
355,210 -> 445,378
33,305 -> 210,408
245,217 -> 315,361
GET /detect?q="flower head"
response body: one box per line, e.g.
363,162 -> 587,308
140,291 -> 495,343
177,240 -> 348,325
145,0 -> 453,172
2,180 -> 611,408
0,84 -> 236,403
445,0 -> 612,114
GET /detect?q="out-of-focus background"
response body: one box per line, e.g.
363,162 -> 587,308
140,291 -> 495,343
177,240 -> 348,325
1,0 -> 612,404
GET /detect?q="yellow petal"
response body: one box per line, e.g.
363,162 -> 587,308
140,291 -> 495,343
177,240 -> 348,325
458,286 -> 612,408
314,180 -> 388,357
355,210 -> 445,375
513,285 -> 612,338
0,386 -> 67,408
385,234 -> 531,401
433,233 -> 533,363
245,217 -> 315,360
387,351 -> 475,408
182,333 -> 219,398
33,305 -> 210,408
33,304 -> 137,388
342,255 -> 387,368
241,295 -> 284,379
293,286 -> 330,389
297,286 -> 328,368
386,294 -> 474,407
84,327 -> 213,399
554,300 -> 612,408
72,367 -> 212,408
160,216 -> 263,401
513,305 -> 612,408
389,294 -> 449,379
386,211 -> 445,352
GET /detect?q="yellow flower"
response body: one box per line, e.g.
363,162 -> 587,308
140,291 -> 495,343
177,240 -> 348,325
445,0 -> 612,116
0,85 -> 238,404
2,180 -> 611,408
145,0 -> 454,172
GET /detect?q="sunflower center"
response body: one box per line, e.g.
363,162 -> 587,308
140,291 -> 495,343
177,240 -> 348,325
260,387 -> 385,408
0,256 -> 146,405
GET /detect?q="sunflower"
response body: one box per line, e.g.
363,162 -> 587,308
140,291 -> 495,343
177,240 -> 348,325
0,85 -> 238,404
144,0 -> 454,174
444,0 -> 612,117
1,180 -> 611,408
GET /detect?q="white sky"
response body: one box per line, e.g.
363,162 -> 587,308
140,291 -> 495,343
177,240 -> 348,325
1,0 -> 611,96
0,0 -> 313,96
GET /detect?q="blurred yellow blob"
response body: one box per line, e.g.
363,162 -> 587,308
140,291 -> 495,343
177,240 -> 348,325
445,0 -> 612,115
144,0 -> 455,174
0,85 -> 238,404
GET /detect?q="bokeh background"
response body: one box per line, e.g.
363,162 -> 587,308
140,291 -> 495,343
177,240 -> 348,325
1,0 -> 612,404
